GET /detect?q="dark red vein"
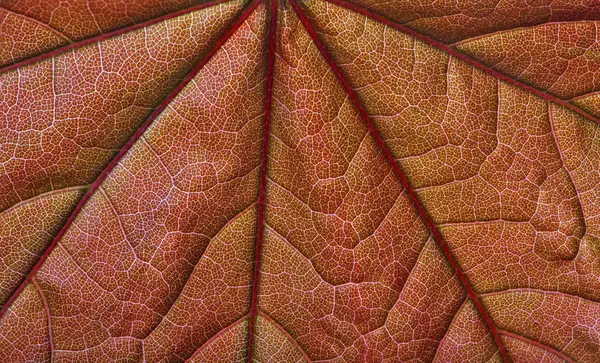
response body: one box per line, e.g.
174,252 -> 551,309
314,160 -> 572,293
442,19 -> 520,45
288,0 -> 511,361
447,20 -> 600,48
0,0 -> 262,321
257,310 -> 313,362
141,200 -> 259,342
0,185 -> 88,216
1,7 -> 73,42
499,330 -> 575,363
185,314 -> 250,362
431,298 -> 469,362
247,0 -> 277,361
32,277 -> 54,359
571,90 -> 600,102
0,0 -> 230,74
548,103 -> 587,239
322,0 -> 600,127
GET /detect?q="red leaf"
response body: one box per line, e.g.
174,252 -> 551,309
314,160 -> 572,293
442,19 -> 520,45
1,0 -> 599,362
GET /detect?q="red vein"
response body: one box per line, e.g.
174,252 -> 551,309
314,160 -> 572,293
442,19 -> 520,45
571,90 -> 600,102
548,102 -> 587,238
32,277 -> 54,359
0,0 -> 262,321
247,0 -> 278,361
0,185 -> 88,216
185,314 -> 250,362
288,0 -> 511,361
1,7 -> 73,42
142,200 -> 259,342
448,20 -> 600,48
499,330 -> 575,363
0,0 -> 231,74
431,298 -> 469,362
321,0 -> 600,127
480,288 -> 599,303
258,310 -> 313,362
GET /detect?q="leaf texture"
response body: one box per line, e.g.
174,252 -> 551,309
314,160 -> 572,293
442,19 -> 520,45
0,0 -> 599,362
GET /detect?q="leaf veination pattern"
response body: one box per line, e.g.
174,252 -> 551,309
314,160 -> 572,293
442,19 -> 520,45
0,0 -> 262,319
1,0 -> 600,362
288,0 -> 509,359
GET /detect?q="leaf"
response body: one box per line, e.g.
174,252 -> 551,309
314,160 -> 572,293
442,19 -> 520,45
0,0 -> 599,361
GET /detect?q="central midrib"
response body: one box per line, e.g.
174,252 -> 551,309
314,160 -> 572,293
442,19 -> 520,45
246,0 -> 279,362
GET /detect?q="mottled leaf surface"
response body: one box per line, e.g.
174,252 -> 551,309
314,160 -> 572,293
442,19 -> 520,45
0,0 -> 599,362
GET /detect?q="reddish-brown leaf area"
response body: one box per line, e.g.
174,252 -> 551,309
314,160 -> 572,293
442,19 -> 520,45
0,0 -> 599,362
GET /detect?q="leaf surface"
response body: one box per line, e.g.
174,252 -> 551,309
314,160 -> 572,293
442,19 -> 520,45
0,0 -> 599,362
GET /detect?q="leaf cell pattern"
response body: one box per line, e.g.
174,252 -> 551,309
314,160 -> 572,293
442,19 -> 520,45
0,0 -> 599,362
